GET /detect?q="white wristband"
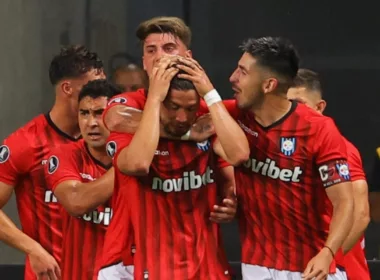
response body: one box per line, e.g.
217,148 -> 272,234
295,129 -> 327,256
180,130 -> 191,140
204,89 -> 222,107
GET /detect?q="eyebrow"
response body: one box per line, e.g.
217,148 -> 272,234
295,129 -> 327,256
238,64 -> 249,72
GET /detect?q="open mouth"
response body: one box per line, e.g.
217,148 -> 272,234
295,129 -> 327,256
88,132 -> 102,140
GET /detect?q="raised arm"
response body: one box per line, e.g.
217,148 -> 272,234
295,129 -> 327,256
116,58 -> 178,175
177,58 -> 249,166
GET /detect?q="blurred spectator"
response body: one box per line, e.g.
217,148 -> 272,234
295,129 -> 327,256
111,63 -> 148,91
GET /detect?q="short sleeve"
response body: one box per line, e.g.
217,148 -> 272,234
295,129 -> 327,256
103,91 -> 145,131
345,140 -> 366,182
106,132 -> 134,166
0,131 -> 34,186
315,118 -> 351,188
44,144 -> 81,191
198,99 -> 239,119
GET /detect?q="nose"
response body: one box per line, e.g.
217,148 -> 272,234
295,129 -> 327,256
176,109 -> 188,123
88,115 -> 99,127
229,70 -> 238,83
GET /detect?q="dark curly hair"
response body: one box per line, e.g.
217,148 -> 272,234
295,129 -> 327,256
49,45 -> 104,85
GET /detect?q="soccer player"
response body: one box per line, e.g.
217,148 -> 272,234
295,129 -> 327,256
44,79 -> 122,280
177,37 -> 354,280
111,63 -> 148,92
100,16 -> 246,279
107,56 -> 244,280
0,45 -> 105,280
287,68 -> 370,280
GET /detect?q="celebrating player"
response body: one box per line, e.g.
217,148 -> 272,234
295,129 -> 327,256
105,54 -> 245,279
99,16 -> 241,279
44,79 -> 122,280
287,68 -> 370,280
0,46 -> 105,280
177,37 -> 354,280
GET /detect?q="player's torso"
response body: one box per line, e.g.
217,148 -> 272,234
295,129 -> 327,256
130,139 -> 230,280
234,102 -> 334,270
14,115 -> 78,275
60,142 -> 111,280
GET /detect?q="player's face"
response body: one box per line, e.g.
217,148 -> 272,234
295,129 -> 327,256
160,89 -> 199,137
142,33 -> 192,77
229,53 -> 265,110
66,68 -> 106,115
114,70 -> 147,91
78,96 -> 110,149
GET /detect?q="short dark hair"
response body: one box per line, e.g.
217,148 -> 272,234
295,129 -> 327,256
240,37 -> 299,88
294,68 -> 322,96
169,69 -> 196,92
49,45 -> 103,85
136,17 -> 192,49
78,79 -> 123,103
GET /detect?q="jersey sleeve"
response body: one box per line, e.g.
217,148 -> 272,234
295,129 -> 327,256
370,148 -> 380,192
345,140 -> 366,182
0,131 -> 34,186
106,132 -> 134,166
314,118 -> 351,188
198,99 -> 239,119
103,92 -> 145,131
45,145 -> 81,192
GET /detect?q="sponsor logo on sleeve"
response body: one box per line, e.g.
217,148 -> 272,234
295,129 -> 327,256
108,97 -> 127,106
106,141 -> 117,157
196,140 -> 210,151
0,145 -> 10,163
48,156 -> 59,174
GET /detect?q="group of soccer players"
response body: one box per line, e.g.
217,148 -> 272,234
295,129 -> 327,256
0,15 -> 372,280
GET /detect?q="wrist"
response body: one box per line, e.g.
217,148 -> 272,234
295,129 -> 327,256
322,245 -> 335,259
204,89 -> 222,107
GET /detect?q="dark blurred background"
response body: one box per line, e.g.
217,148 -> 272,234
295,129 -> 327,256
1,0 -> 379,278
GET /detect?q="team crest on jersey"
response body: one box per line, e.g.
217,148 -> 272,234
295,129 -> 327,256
48,156 -> 59,174
108,97 -> 127,105
336,162 -> 350,180
280,137 -> 296,156
0,145 -> 10,163
196,140 -> 210,151
106,141 -> 117,158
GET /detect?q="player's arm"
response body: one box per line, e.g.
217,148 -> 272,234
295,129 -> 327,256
340,145 -> 369,253
116,58 -> 178,175
51,170 -> 114,217
210,145 -> 237,223
303,119 -> 354,280
369,149 -> 380,222
177,59 -> 249,166
0,139 -> 60,278
342,179 -> 369,253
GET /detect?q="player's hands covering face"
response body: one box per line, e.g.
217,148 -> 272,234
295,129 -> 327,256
148,56 -> 180,102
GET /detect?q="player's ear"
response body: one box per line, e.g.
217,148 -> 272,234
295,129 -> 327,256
185,50 -> 192,58
316,99 -> 326,114
60,80 -> 73,97
262,78 -> 278,94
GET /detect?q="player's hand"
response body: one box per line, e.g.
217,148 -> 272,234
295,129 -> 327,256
302,247 -> 333,280
176,57 -> 214,97
29,246 -> 61,280
210,197 -> 237,223
189,114 -> 215,142
148,56 -> 180,102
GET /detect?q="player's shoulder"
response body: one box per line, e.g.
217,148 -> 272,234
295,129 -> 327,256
3,114 -> 47,145
343,137 -> 362,161
107,89 -> 147,109
295,102 -> 335,127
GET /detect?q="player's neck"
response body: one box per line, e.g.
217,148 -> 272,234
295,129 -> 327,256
49,102 -> 81,139
87,145 -> 112,167
250,94 -> 292,127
